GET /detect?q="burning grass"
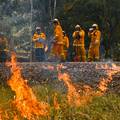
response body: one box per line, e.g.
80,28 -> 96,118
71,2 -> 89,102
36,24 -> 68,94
0,85 -> 120,120
6,53 -> 50,119
0,53 -> 120,119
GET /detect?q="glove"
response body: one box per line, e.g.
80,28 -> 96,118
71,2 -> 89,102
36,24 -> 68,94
75,31 -> 80,40
38,38 -> 45,44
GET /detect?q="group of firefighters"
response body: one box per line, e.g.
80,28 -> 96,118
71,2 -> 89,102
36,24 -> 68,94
32,18 -> 101,62
0,18 -> 101,62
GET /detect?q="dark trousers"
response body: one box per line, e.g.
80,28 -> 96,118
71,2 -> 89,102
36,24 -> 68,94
35,48 -> 45,62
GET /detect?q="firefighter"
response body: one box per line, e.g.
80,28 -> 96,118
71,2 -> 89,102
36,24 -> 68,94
88,28 -> 94,38
32,27 -> 47,62
63,31 -> 69,61
73,25 -> 86,62
88,24 -> 101,62
51,18 -> 64,61
0,34 -> 8,62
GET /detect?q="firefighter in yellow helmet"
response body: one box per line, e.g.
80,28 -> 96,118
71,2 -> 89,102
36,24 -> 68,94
62,31 -> 69,61
51,19 -> 64,61
88,28 -> 94,38
88,24 -> 101,62
32,27 -> 47,62
73,25 -> 86,62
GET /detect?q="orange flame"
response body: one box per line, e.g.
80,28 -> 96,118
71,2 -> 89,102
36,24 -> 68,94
97,64 -> 120,94
13,113 -> 18,120
58,73 -> 96,107
58,73 -> 81,107
53,93 -> 60,110
7,52 -> 49,119
57,63 -> 120,107
57,64 -> 94,107
0,109 -> 2,120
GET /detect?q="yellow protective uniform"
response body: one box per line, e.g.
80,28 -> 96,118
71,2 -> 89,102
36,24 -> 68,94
73,29 -> 86,62
88,30 -> 101,61
52,23 -> 64,59
63,35 -> 69,60
32,32 -> 46,48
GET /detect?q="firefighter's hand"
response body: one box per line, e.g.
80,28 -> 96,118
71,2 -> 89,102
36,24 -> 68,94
76,31 -> 80,35
45,45 -> 48,52
34,39 -> 39,42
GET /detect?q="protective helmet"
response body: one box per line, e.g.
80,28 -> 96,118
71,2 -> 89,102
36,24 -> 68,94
63,31 -> 66,36
36,27 -> 41,30
89,28 -> 93,32
63,31 -> 66,34
75,24 -> 81,29
92,24 -> 98,29
53,18 -> 59,24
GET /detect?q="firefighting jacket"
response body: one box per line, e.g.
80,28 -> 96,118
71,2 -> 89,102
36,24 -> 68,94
73,29 -> 85,47
54,24 -> 63,45
32,32 -> 46,48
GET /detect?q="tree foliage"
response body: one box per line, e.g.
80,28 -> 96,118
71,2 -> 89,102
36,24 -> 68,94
0,0 -> 120,60
56,0 -> 120,60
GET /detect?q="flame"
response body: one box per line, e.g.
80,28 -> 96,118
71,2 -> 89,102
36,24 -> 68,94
58,73 -> 81,106
57,63 -> 120,107
5,53 -> 120,116
98,78 -> 108,92
13,114 -> 18,120
4,111 -> 9,119
57,64 -> 94,107
97,64 -> 120,94
7,52 -> 50,119
0,109 -> 2,120
58,73 -> 90,107
53,93 -> 60,110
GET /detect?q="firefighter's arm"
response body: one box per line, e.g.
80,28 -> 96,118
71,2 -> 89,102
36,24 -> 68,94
32,34 -> 38,42
88,32 -> 91,38
95,31 -> 101,44
44,45 -> 48,52
80,30 -> 85,38
73,32 -> 78,39
54,26 -> 61,40
41,33 -> 46,40
66,37 -> 69,48
38,33 -> 46,44
44,37 -> 48,52
72,32 -> 76,39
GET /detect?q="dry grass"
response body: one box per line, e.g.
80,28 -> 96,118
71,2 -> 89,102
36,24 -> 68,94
0,84 -> 120,120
